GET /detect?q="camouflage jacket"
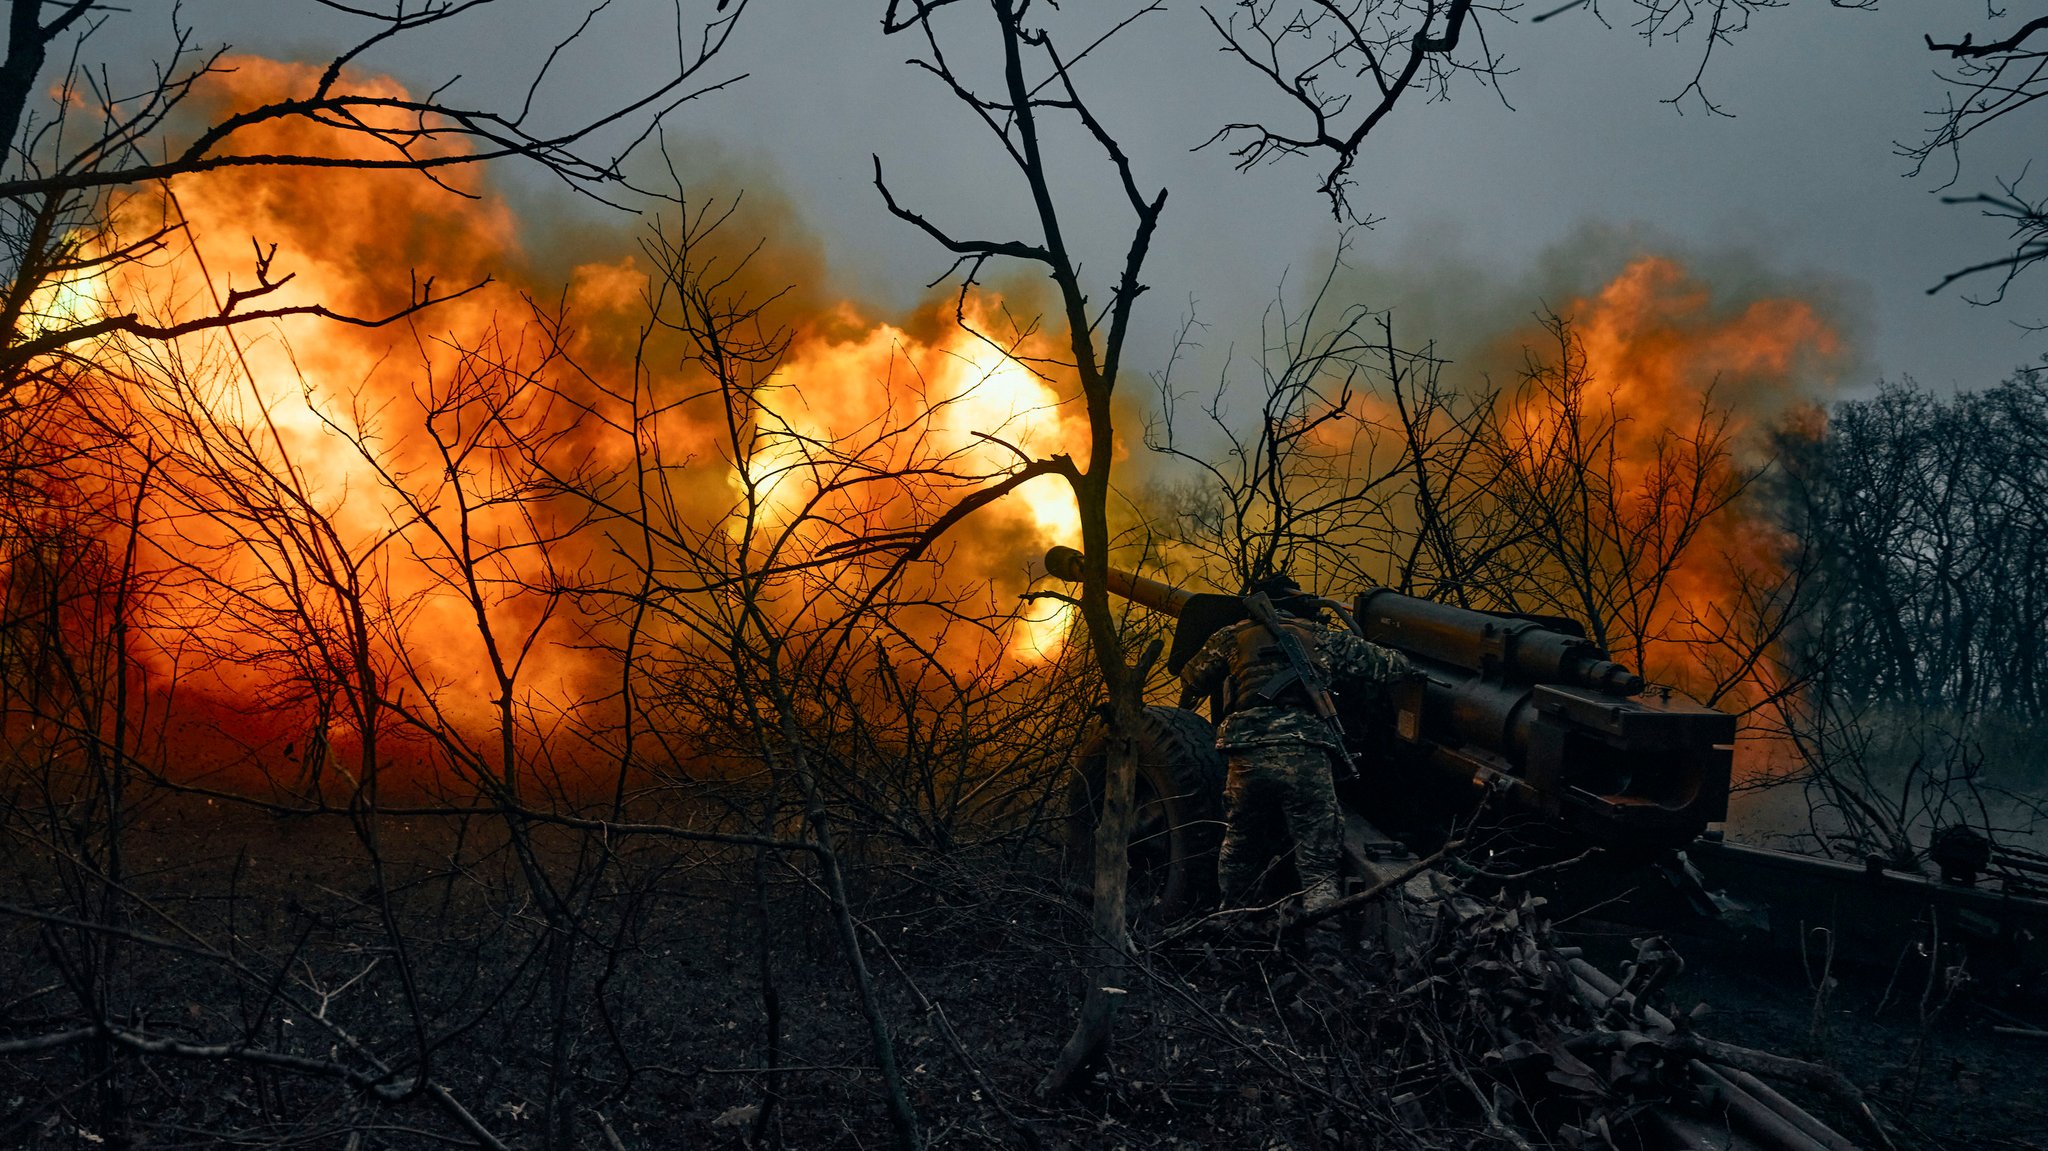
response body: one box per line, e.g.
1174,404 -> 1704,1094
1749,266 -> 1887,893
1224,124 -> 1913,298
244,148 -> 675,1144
1179,614 -> 1413,751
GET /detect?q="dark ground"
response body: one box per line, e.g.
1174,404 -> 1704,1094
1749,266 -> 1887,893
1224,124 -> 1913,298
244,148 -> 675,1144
1637,929 -> 2048,1151
4,794 -> 2044,1149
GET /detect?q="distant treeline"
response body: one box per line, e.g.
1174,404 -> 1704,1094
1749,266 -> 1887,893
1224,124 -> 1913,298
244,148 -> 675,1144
1781,366 -> 2048,722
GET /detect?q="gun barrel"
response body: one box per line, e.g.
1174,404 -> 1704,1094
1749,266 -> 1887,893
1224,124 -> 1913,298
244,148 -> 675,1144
1043,546 -> 1197,617
1355,588 -> 1644,696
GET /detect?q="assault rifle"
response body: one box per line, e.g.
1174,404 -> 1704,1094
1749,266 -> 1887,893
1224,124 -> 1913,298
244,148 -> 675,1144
1237,590 -> 1363,782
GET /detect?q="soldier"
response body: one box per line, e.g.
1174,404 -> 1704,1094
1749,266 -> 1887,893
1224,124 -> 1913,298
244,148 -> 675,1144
1178,573 -> 1413,913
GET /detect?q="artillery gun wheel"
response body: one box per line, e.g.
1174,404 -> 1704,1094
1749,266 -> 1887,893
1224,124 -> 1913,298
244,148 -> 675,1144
1066,705 -> 1226,921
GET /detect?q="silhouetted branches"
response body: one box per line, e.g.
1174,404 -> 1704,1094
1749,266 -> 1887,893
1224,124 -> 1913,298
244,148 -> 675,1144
0,0 -> 755,410
1198,0 -> 1506,221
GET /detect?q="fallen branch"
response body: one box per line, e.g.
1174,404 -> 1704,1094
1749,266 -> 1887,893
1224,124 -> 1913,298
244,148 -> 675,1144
0,1023 -> 511,1151
1993,1025 -> 2048,1041
1156,836 -> 1462,948
1565,1028 -> 1896,1150
1294,840 -> 1461,929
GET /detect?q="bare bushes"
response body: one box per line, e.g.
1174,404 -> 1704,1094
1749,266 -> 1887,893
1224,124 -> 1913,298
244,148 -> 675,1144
1755,370 -> 2048,863
1752,695 -> 2048,868
0,179 -> 1109,1147
1144,263 -> 1790,715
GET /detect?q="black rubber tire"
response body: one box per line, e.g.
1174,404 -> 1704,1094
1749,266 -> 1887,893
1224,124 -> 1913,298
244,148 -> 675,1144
1066,705 -> 1227,921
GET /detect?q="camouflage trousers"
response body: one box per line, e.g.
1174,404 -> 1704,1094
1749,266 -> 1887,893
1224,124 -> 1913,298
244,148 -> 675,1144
1216,740 -> 1341,910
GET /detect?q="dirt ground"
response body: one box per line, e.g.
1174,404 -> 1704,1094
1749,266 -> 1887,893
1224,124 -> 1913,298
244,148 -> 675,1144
1638,929 -> 2048,1151
6,794 -> 2046,1149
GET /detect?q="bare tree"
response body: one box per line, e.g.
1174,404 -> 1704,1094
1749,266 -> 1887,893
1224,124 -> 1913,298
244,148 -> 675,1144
0,331 -> 527,1144
0,6 -> 762,1146
1758,368 -> 2048,864
874,0 -> 1170,1099
1781,371 -> 2048,720
1473,315 -> 1752,675
1198,0 -> 1507,221
1145,235 -> 1441,592
0,0 -> 755,409
1915,13 -> 2048,303
1150,297 -> 1789,707
0,405 -> 162,1144
1197,0 -> 1879,220
1206,2 -> 2047,305
535,186 -> 1058,1150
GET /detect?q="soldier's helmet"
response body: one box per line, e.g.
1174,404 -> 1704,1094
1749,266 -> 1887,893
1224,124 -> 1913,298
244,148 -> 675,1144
1245,572 -> 1318,617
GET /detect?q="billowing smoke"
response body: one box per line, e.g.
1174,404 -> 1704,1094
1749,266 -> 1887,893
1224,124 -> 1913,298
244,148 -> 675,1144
1143,222 -> 1853,743
19,57 -> 1107,790
14,59 -> 1857,795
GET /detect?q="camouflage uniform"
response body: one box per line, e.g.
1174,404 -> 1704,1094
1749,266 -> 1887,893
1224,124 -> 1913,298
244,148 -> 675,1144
1179,608 -> 1412,910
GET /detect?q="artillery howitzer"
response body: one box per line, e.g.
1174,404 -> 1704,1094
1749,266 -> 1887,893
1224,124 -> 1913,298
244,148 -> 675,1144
1049,547 -> 2048,980
1048,549 -> 2048,1149
1045,546 -> 1735,916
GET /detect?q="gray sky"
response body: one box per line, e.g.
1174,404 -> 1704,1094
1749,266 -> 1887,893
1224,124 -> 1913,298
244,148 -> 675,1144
104,2 -> 2048,397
